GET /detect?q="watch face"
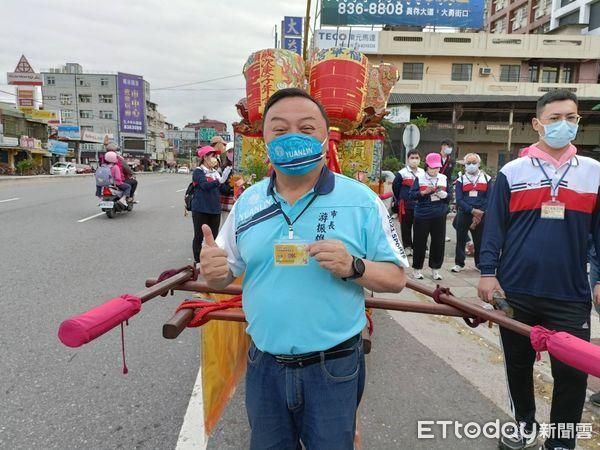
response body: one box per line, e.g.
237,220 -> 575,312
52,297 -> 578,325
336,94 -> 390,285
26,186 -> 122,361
354,257 -> 366,276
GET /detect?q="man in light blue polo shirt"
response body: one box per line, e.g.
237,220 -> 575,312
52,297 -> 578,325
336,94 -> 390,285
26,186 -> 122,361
200,88 -> 408,450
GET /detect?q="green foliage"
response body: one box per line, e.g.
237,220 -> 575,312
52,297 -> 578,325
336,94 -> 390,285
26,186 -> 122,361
382,156 -> 400,173
410,115 -> 429,129
16,158 -> 33,175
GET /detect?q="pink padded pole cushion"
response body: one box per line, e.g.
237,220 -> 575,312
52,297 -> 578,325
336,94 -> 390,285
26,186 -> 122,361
58,295 -> 142,348
530,325 -> 600,378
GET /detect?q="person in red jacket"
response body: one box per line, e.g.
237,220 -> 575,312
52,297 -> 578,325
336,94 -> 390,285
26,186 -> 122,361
104,151 -> 130,206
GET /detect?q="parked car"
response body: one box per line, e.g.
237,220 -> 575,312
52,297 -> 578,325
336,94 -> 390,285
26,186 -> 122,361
75,164 -> 94,174
177,166 -> 190,174
50,162 -> 76,175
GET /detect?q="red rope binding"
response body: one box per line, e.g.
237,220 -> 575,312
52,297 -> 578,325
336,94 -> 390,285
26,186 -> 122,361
432,284 -> 485,328
156,265 -> 199,297
176,295 -> 243,327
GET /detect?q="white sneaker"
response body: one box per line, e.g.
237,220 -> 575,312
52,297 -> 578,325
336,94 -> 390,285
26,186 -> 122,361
451,265 -> 463,273
405,247 -> 413,256
432,270 -> 443,280
413,270 -> 424,280
119,197 -> 128,206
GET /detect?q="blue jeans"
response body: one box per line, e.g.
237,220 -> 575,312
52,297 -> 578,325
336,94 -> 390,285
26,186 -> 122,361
245,337 -> 365,450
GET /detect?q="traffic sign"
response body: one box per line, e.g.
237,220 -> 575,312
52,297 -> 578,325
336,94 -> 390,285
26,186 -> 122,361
402,124 -> 420,152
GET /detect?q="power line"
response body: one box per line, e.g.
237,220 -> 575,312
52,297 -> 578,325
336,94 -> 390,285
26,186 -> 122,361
153,87 -> 245,92
0,88 -> 45,105
151,74 -> 242,91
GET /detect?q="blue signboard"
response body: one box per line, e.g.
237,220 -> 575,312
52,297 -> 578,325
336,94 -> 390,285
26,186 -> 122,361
57,125 -> 81,140
283,16 -> 303,37
321,0 -> 485,29
283,37 -> 302,55
48,139 -> 69,155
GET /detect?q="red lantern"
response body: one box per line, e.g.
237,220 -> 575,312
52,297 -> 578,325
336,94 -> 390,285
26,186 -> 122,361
309,48 -> 369,132
243,49 -> 305,128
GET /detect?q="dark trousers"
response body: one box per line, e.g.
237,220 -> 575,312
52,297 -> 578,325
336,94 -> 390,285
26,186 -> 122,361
400,208 -> 415,249
124,178 -> 138,197
455,210 -> 484,268
500,296 -> 590,449
192,212 -> 220,263
412,215 -> 446,270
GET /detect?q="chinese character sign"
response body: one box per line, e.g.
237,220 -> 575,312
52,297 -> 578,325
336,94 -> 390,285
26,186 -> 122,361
283,38 -> 302,55
117,72 -> 146,135
321,0 -> 485,29
283,16 -> 303,37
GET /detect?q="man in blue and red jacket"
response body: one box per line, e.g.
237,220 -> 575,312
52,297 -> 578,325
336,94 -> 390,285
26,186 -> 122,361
392,150 -> 425,256
479,90 -> 600,450
451,152 -> 492,272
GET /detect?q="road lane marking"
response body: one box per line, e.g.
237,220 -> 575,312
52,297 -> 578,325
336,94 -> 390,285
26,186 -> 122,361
176,188 -> 186,192
176,367 -> 207,449
77,212 -> 105,223
0,197 -> 19,203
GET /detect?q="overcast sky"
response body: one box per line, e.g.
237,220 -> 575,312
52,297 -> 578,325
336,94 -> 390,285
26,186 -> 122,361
0,0 -> 311,130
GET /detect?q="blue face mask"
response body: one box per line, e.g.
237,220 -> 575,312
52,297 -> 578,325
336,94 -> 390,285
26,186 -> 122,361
267,133 -> 326,176
541,120 -> 578,149
465,163 -> 479,174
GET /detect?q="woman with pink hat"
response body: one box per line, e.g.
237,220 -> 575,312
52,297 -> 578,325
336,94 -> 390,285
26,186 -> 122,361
408,152 -> 450,280
190,145 -> 226,263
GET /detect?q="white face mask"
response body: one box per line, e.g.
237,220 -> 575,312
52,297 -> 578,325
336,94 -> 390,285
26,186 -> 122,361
205,156 -> 218,168
465,163 -> 479,175
444,147 -> 453,155
408,158 -> 420,168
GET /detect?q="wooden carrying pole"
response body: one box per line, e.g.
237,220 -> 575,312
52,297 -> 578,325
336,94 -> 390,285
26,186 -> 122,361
145,279 -> 528,340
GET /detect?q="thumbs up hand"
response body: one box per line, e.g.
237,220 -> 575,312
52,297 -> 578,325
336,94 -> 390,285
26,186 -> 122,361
199,225 -> 231,285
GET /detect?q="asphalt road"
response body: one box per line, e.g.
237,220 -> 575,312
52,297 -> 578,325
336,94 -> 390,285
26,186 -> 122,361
0,174 -> 200,449
1,174 -> 511,449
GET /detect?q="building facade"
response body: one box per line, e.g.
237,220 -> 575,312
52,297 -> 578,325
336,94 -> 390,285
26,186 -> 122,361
550,0 -> 600,34
377,30 -> 600,170
41,63 -> 159,162
487,0 -> 552,33
41,64 -> 119,157
0,102 -> 50,171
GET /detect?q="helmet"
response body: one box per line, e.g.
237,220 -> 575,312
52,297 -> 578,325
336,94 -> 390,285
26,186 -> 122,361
105,151 -> 118,163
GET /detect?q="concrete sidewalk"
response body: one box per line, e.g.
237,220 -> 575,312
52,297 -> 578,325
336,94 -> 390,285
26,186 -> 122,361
390,246 -> 600,447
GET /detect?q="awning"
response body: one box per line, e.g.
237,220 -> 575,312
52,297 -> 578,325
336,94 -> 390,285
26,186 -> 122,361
388,93 -> 541,105
388,93 -> 600,105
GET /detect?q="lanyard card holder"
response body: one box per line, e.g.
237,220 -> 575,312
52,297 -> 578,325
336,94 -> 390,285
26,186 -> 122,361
274,239 -> 310,266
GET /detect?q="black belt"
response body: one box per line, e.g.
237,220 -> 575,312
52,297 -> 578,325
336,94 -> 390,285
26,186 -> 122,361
273,334 -> 360,368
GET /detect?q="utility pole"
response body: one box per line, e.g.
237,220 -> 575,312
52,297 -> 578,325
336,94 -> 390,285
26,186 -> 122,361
303,0 -> 312,61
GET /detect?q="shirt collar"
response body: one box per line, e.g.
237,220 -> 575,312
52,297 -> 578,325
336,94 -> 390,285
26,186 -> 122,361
267,166 -> 335,196
527,144 -> 577,169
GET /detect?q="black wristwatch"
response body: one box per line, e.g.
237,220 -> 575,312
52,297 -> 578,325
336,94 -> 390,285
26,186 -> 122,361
343,256 -> 366,281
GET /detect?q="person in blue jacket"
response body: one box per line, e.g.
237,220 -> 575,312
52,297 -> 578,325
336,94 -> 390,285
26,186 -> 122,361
451,152 -> 492,273
392,150 -> 425,256
191,145 -> 224,263
409,152 -> 450,281
478,90 -> 600,450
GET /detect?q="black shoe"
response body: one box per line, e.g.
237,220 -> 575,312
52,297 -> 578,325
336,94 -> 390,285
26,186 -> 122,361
590,391 -> 600,407
499,423 -> 538,449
